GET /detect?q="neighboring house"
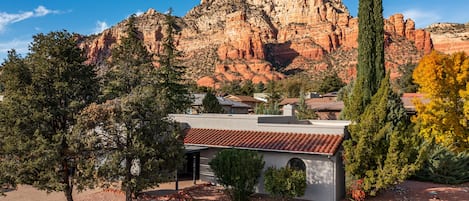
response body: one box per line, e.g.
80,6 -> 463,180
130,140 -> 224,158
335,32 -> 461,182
279,96 -> 343,120
224,94 -> 263,112
278,92 -> 423,120
306,99 -> 343,120
171,105 -> 349,201
253,93 -> 269,102
190,93 -> 251,114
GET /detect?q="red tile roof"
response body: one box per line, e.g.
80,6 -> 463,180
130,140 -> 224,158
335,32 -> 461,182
184,128 -> 343,155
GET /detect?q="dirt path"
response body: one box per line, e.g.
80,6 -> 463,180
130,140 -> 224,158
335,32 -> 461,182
366,180 -> 469,201
2,180 -> 468,201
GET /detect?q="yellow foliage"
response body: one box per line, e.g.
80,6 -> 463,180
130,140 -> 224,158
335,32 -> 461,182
412,51 -> 469,151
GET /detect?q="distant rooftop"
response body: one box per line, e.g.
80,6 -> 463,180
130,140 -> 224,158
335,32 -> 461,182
192,93 -> 251,108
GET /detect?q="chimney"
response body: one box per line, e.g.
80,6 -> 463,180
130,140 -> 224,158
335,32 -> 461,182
283,104 -> 296,117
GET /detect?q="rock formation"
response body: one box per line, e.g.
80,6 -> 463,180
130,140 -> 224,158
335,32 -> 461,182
426,22 -> 469,54
79,0 -> 435,87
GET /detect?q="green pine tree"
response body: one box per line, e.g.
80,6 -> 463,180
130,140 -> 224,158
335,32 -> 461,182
157,10 -> 192,114
0,32 -> 99,201
343,74 -> 425,196
202,91 -> 224,113
102,14 -> 154,100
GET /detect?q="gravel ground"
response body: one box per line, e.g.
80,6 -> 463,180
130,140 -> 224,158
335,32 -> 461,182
1,180 -> 468,201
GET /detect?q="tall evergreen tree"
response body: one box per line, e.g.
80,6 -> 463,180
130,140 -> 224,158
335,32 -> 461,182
102,14 -> 154,100
342,0 -> 385,120
343,75 -> 424,196
74,12 -> 188,201
340,0 -> 424,197
0,32 -> 99,201
157,10 -> 192,114
0,50 -> 31,193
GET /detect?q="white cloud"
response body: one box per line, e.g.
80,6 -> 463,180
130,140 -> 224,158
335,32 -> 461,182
94,21 -> 109,34
0,6 -> 60,32
403,9 -> 442,28
0,39 -> 31,59
34,5 -> 60,17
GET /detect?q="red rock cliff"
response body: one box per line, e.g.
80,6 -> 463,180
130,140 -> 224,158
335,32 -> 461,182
79,0 -> 434,87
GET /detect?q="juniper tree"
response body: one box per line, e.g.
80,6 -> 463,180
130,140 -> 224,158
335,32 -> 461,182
343,74 -> 425,196
0,32 -> 99,201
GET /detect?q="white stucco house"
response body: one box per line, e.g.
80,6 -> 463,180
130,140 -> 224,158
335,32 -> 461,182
171,105 -> 349,201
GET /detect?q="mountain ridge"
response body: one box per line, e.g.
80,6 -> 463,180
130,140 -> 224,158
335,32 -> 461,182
79,0 -> 438,87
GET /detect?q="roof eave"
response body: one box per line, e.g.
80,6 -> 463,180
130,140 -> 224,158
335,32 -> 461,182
183,143 -> 338,156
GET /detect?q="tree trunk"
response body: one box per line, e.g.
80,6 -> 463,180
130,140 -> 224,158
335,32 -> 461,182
64,184 -> 73,201
125,157 -> 133,201
126,187 -> 132,201
63,161 -> 74,201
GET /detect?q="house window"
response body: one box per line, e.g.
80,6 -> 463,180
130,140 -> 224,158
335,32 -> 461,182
287,158 -> 306,172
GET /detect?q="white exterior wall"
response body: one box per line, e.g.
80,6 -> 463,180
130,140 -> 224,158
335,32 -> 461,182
199,148 -> 344,201
260,151 -> 341,201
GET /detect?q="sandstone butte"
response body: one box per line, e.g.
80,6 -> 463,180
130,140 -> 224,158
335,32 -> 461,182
77,0 -> 464,88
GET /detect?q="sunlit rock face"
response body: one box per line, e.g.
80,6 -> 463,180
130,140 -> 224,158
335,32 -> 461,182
79,0 -> 435,86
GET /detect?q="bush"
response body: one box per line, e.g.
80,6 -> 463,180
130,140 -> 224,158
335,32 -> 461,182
264,166 -> 307,199
209,149 -> 265,201
413,145 -> 469,184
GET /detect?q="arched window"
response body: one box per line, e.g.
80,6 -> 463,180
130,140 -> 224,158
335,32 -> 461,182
287,158 -> 306,172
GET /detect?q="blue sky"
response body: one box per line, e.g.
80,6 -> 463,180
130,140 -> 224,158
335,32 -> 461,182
1,0 -> 468,61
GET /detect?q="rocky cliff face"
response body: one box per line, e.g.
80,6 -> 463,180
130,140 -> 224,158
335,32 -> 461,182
426,23 -> 469,54
79,0 -> 433,87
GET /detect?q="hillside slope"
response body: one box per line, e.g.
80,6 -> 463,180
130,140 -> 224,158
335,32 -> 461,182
79,0 -> 433,87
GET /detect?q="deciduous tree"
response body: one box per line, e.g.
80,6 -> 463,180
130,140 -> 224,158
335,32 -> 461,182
412,51 -> 469,151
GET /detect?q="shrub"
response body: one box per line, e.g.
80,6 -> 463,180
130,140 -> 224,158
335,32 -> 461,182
264,166 -> 307,199
413,145 -> 469,184
209,149 -> 265,201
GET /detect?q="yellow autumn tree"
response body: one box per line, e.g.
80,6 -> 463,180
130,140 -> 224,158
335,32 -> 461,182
413,51 -> 469,151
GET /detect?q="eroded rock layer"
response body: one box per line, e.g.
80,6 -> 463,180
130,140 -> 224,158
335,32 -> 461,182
79,0 -> 435,86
